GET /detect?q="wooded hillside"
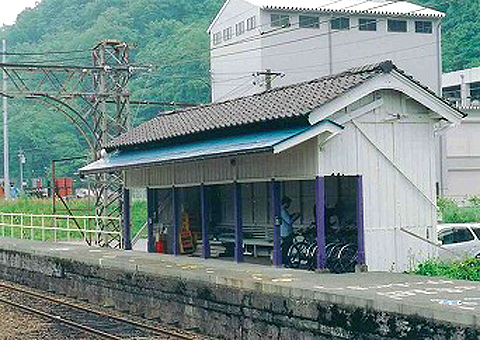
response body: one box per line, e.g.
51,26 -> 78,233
0,0 -> 477,183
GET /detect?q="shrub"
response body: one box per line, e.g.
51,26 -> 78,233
415,258 -> 480,281
438,196 -> 480,223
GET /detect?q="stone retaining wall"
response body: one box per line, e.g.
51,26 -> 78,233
0,248 -> 477,340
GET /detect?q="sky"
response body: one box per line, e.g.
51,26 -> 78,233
0,0 -> 42,26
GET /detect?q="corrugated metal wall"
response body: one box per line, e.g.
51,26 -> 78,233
318,90 -> 438,271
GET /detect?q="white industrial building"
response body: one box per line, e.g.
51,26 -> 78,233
441,67 -> 480,199
209,0 -> 444,102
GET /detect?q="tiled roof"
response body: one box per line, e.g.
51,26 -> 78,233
108,61 -> 392,149
250,0 -> 444,18
112,60 -> 469,150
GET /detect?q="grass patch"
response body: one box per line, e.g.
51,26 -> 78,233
415,258 -> 480,281
0,198 -> 92,215
131,201 -> 147,235
0,198 -> 147,240
438,197 -> 480,223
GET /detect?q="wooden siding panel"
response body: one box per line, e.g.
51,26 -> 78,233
237,153 -> 274,180
125,168 -> 148,188
204,158 -> 234,183
274,138 -> 317,179
318,90 -> 437,271
173,162 -> 202,185
148,165 -> 173,187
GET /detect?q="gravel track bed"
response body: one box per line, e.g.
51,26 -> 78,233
0,302 -> 102,340
0,280 -> 209,340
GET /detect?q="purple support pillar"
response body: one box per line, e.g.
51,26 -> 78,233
123,188 -> 132,250
233,182 -> 243,263
315,176 -> 326,270
200,184 -> 210,259
146,188 -> 155,253
356,175 -> 366,265
270,179 -> 282,267
172,186 -> 180,256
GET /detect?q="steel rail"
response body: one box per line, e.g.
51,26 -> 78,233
0,296 -> 124,340
0,281 -> 200,340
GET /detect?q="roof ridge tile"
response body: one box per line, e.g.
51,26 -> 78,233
106,60 -> 434,150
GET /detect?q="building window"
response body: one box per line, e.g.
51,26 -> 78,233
331,17 -> 350,30
442,85 -> 461,105
388,19 -> 407,32
236,21 -> 245,36
471,82 -> 480,103
213,32 -> 222,45
299,15 -> 319,28
359,18 -> 377,31
271,13 -> 290,27
246,16 -> 256,31
223,27 -> 233,41
415,21 -> 432,34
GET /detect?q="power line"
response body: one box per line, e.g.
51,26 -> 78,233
204,31 -> 440,75
151,0 -> 384,68
9,56 -> 92,65
213,78 -> 253,102
210,0 -> 360,41
281,40 -> 439,73
133,0 -> 448,72
0,48 -> 91,56
210,0 -> 386,52
210,5 -> 443,61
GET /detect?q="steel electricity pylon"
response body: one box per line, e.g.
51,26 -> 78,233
0,40 -> 148,248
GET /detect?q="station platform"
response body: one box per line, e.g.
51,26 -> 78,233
0,237 -> 479,339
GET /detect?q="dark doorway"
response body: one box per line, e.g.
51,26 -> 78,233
324,175 -> 359,273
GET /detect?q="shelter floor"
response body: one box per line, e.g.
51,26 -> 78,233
0,237 -> 479,329
133,237 -> 272,265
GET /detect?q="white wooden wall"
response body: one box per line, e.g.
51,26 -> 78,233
124,138 -> 318,188
319,90 -> 438,271
125,89 -> 441,272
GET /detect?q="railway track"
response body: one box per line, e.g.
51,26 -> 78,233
0,281 -> 206,340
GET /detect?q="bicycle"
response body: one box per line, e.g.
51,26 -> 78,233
286,226 -> 315,269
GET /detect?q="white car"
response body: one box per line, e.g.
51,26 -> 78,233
437,224 -> 480,260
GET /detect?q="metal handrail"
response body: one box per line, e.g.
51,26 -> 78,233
131,221 -> 148,246
0,212 -> 120,220
0,212 -> 122,246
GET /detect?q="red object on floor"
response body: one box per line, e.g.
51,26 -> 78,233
155,240 -> 165,253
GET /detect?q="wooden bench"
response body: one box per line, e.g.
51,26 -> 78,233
215,224 -> 273,257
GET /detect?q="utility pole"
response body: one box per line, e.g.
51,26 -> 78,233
265,68 -> 272,91
2,39 -> 10,200
255,70 -> 284,91
18,149 -> 25,193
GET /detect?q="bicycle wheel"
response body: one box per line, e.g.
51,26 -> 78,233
287,241 -> 310,269
307,243 -> 317,270
326,243 -> 343,273
337,244 -> 358,273
325,243 -> 337,261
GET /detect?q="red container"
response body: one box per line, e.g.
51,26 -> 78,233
155,240 -> 166,253
55,177 -> 73,197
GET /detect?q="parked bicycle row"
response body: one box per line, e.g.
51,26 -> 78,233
281,225 -> 358,273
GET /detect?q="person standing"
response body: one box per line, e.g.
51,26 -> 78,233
280,196 -> 301,264
10,183 -> 18,199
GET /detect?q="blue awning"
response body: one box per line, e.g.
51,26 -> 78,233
79,128 -> 304,174
79,121 -> 343,174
